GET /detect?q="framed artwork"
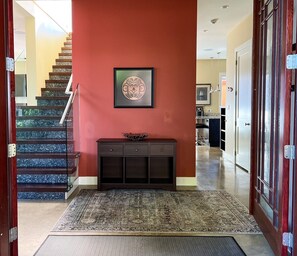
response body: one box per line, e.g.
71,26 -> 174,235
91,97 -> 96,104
114,68 -> 154,108
196,84 -> 211,105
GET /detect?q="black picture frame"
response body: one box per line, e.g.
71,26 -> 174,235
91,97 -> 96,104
114,67 -> 154,108
196,84 -> 211,105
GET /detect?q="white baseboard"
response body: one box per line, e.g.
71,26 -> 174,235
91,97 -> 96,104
79,176 -> 97,185
176,177 -> 197,186
78,176 -> 197,186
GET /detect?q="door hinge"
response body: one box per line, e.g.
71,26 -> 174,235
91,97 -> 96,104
6,57 -> 15,72
9,227 -> 17,243
284,145 -> 295,160
283,232 -> 294,248
287,54 -> 297,69
8,143 -> 16,158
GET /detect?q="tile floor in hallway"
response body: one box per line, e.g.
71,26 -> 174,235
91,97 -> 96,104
18,146 -> 275,256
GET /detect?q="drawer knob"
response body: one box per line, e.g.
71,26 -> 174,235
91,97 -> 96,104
135,149 -> 139,152
109,148 -> 113,152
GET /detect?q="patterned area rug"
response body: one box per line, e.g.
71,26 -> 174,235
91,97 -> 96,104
52,190 -> 261,234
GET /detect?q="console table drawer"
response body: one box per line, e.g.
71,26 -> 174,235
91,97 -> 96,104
99,144 -> 123,156
124,144 -> 148,155
150,144 -> 174,155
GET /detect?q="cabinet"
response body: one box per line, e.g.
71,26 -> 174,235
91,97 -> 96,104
220,107 -> 226,151
209,119 -> 220,147
97,138 -> 176,190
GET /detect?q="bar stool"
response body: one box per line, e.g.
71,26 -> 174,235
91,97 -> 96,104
196,123 -> 209,145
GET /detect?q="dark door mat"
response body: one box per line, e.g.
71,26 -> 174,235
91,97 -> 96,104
34,235 -> 246,256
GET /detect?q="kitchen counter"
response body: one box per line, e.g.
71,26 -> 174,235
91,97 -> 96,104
196,115 -> 220,120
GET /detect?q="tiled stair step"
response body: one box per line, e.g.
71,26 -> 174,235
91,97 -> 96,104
55,59 -> 72,66
49,72 -> 72,80
36,96 -> 69,106
17,127 -> 73,139
64,41 -> 72,46
17,152 -> 80,168
61,47 -> 72,53
18,183 -> 68,193
46,80 -> 69,88
52,65 -> 72,72
16,115 -> 69,127
18,166 -> 77,175
17,106 -> 65,116
41,87 -> 67,97
17,139 -> 74,153
58,53 -> 72,59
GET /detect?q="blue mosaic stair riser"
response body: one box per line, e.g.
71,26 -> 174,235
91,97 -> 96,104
58,56 -> 72,60
16,119 -> 70,128
53,68 -> 72,73
17,174 -> 68,184
16,130 -> 71,139
18,192 -> 65,200
17,108 -> 64,116
16,143 -> 74,153
17,158 -> 76,168
61,50 -> 72,54
46,82 -> 69,88
42,90 -> 67,97
37,99 -> 69,106
17,159 -> 68,168
55,61 -> 72,66
49,75 -> 70,80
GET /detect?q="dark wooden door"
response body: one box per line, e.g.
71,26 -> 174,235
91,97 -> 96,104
251,0 -> 293,255
0,0 -> 18,255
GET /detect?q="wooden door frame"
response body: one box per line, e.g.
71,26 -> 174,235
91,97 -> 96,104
250,0 -> 293,255
0,0 -> 18,255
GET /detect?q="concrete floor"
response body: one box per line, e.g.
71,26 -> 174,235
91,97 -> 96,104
18,146 -> 275,256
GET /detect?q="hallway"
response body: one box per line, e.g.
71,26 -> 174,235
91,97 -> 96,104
18,146 -> 274,255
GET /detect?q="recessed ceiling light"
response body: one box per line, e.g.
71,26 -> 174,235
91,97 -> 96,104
204,48 -> 213,52
203,29 -> 208,32
210,57 -> 214,59
210,18 -> 219,24
222,5 -> 229,9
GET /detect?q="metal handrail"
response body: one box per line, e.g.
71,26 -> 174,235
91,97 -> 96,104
59,74 -> 79,125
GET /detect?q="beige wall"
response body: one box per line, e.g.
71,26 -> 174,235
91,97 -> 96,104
26,16 -> 37,105
35,20 -> 65,97
25,10 -> 66,105
225,14 -> 253,161
196,59 -> 226,114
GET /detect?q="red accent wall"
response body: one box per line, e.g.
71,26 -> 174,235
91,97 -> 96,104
72,0 -> 196,178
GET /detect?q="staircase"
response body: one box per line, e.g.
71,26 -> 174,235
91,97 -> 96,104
16,34 -> 80,200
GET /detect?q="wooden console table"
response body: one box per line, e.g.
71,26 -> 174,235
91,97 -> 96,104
97,138 -> 176,190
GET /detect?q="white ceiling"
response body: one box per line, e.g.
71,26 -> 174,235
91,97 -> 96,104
197,0 -> 253,59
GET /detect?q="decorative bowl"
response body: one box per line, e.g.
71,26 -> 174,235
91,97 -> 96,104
123,133 -> 148,141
